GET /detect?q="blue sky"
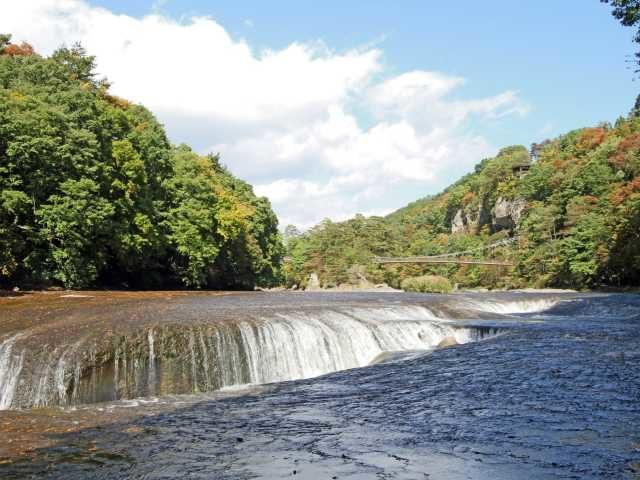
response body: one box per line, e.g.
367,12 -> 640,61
2,1 -> 637,228
93,0 -> 637,141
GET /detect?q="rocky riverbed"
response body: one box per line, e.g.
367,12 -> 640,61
0,290 -> 638,479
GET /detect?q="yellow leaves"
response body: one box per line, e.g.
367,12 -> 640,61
135,123 -> 148,134
496,178 -> 518,199
1,258 -> 17,277
105,94 -> 131,109
112,140 -> 146,186
7,90 -> 25,103
434,233 -> 450,246
214,186 -> 255,241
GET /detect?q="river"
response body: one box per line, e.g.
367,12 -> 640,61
0,291 -> 638,479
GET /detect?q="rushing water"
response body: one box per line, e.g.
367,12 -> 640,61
0,291 -> 639,479
0,303 -> 500,409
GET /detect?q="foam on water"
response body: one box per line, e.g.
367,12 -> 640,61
463,297 -> 561,314
236,307 -> 471,386
0,304 -> 501,409
0,334 -> 25,409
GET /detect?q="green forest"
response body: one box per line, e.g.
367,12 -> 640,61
1,0 -> 640,292
0,35 -> 282,290
283,121 -> 640,291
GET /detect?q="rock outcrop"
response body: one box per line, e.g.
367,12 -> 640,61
306,272 -> 321,290
491,197 -> 526,231
451,209 -> 466,234
451,203 -> 492,234
451,197 -> 526,234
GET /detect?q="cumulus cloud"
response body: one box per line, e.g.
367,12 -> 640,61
1,0 -> 529,229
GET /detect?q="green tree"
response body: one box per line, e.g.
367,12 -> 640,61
0,37 -> 283,290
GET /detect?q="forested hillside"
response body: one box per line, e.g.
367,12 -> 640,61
284,118 -> 640,290
0,35 -> 283,289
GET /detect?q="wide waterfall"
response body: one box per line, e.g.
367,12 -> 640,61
0,303 -> 504,410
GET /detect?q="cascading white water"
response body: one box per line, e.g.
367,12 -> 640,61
0,304 -> 505,409
236,308 -> 474,385
0,334 -> 25,409
463,297 -> 561,314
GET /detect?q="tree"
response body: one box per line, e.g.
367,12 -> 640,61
0,37 -> 283,289
0,34 -> 12,54
602,1 -> 640,71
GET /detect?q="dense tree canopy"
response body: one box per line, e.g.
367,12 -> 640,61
284,119 -> 640,290
0,35 -> 283,289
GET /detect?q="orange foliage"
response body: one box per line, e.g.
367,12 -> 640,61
576,128 -> 607,151
610,132 -> 640,170
610,178 -> 640,205
3,42 -> 35,57
106,94 -> 131,109
461,191 -> 476,206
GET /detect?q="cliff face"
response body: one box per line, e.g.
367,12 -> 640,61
490,197 -> 527,232
451,196 -> 526,234
451,209 -> 466,234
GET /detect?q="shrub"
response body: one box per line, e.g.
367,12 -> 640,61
400,275 -> 453,293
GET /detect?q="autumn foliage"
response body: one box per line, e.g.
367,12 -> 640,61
2,42 -> 34,57
576,127 -> 607,152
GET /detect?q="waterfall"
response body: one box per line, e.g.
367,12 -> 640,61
462,297 -> 561,314
0,334 -> 25,409
0,305 -> 503,410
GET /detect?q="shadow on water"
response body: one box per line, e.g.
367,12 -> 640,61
1,293 -> 640,479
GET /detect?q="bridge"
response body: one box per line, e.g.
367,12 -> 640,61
374,237 -> 518,267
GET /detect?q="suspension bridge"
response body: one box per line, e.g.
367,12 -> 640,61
373,237 -> 519,267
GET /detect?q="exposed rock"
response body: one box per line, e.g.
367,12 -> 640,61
452,202 -> 492,234
347,265 -> 372,288
451,209 -> 466,234
321,283 -> 401,292
465,209 -> 480,232
491,197 -> 526,231
306,273 -> 321,291
465,203 -> 489,233
510,197 -> 527,225
437,336 -> 458,348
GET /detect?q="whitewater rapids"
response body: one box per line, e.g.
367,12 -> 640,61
0,292 -> 567,409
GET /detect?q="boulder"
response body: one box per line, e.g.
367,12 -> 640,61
437,336 -> 458,348
306,272 -> 321,291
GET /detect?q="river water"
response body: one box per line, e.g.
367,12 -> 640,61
0,291 -> 639,479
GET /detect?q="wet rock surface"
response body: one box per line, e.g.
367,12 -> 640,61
0,291 -> 508,410
0,292 -> 639,479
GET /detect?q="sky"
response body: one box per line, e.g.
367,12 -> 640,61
0,0 -> 637,229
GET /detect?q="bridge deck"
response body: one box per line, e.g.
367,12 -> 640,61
374,257 -> 514,266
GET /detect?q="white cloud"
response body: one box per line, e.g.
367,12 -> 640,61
0,0 -> 529,229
